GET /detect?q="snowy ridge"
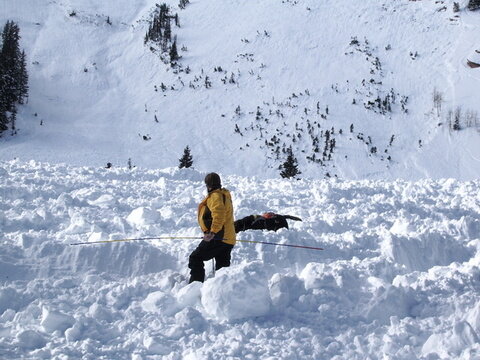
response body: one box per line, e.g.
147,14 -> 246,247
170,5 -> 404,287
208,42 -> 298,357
1,160 -> 479,359
0,0 -> 479,179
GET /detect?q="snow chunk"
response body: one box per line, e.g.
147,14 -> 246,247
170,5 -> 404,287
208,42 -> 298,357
176,281 -> 202,308
0,287 -> 23,313
88,194 -> 117,208
366,285 -> 417,324
390,217 -> 416,236
467,302 -> 480,334
64,212 -> 90,235
143,335 -> 170,355
422,321 -> 480,358
126,207 -> 161,228
65,321 -> 83,343
269,273 -> 305,308
175,307 -> 207,332
87,231 -> 107,243
380,232 -> 471,272
201,262 -> 271,321
141,291 -> 179,316
41,306 -> 75,333
87,303 -> 112,322
300,262 -> 338,290
16,330 -> 47,350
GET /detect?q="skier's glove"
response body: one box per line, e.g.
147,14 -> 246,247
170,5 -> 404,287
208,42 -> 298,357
203,232 -> 216,242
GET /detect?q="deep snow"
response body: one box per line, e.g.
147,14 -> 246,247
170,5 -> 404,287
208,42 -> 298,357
1,160 -> 479,359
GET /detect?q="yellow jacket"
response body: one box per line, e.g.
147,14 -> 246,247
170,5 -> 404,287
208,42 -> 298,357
197,188 -> 236,245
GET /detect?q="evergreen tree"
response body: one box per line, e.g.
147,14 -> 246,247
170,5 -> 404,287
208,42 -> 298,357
169,40 -> 179,63
0,20 -> 28,136
179,146 -> 193,168
280,146 -> 301,179
163,16 -> 171,42
9,106 -> 16,135
0,105 -> 8,133
0,21 -> 21,111
17,50 -> 28,104
453,108 -> 461,130
179,0 -> 190,9
468,0 -> 480,10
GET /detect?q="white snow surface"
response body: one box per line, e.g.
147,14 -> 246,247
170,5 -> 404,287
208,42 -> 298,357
1,160 -> 479,359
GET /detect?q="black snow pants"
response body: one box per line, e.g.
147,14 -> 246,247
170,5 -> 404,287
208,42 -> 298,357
188,239 -> 234,283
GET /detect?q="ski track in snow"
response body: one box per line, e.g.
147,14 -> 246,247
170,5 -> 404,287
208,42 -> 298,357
0,160 -> 479,359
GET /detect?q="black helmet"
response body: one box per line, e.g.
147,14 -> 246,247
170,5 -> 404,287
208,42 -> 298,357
204,172 -> 221,190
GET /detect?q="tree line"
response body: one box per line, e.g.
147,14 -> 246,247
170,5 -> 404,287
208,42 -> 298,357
0,21 -> 28,136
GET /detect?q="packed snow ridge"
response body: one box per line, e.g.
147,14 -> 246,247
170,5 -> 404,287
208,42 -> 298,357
1,160 -> 479,359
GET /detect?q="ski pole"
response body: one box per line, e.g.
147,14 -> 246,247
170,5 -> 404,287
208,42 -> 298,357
236,239 -> 324,251
70,236 -> 324,251
69,236 -> 202,246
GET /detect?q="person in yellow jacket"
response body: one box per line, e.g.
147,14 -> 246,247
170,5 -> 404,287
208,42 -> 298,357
188,172 -> 236,283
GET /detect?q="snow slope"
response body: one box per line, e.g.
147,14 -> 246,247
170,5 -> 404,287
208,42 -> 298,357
1,160 -> 479,359
0,0 -> 479,179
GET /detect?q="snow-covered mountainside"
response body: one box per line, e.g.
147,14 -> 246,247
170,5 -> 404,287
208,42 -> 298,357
1,0 -> 480,359
1,0 -> 479,179
1,160 -> 479,359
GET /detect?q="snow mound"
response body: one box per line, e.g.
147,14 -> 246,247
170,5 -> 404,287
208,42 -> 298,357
422,321 -> 480,358
88,194 -> 117,208
126,207 -> 161,228
68,243 -> 177,277
141,291 -> 179,316
15,330 -> 47,351
268,273 -> 305,308
366,285 -> 417,324
201,262 -> 271,321
381,232 -> 471,272
40,306 -> 75,334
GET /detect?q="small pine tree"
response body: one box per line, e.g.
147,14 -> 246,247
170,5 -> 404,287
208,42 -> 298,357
9,106 -> 16,135
17,50 -> 28,104
0,107 -> 8,133
453,107 -> 461,130
179,146 -> 193,168
179,0 -> 190,9
468,0 -> 480,11
280,147 -> 301,179
169,40 -> 179,63
163,17 -> 171,42
389,134 -> 395,146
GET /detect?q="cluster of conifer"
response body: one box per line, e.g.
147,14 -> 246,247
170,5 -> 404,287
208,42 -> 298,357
0,21 -> 28,135
144,3 -> 180,64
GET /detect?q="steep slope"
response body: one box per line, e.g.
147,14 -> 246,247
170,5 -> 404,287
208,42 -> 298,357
0,0 -> 479,179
